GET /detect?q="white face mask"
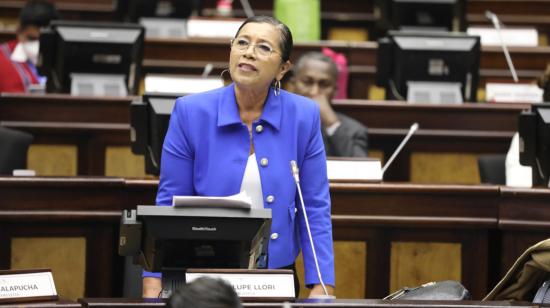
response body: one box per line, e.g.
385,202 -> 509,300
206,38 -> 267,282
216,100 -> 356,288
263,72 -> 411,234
11,40 -> 39,65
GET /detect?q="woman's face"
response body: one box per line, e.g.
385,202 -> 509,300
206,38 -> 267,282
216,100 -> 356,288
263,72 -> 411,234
229,22 -> 290,90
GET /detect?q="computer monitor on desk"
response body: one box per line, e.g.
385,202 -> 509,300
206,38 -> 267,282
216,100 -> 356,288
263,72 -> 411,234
378,0 -> 465,32
376,31 -> 480,104
519,104 -> 550,187
37,21 -> 145,96
131,94 -> 176,175
119,205 -> 271,294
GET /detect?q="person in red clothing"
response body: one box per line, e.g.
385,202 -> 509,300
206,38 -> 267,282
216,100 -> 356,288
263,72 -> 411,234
0,0 -> 59,93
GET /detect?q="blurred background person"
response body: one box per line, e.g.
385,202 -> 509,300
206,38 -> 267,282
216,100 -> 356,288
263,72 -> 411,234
168,277 -> 242,308
0,0 -> 59,93
291,52 -> 368,157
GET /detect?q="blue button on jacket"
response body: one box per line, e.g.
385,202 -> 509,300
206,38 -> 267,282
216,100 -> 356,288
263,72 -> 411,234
149,84 -> 334,287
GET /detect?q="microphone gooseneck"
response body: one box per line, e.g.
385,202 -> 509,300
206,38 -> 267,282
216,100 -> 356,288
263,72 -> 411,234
485,10 -> 518,83
381,123 -> 419,177
289,160 -> 328,296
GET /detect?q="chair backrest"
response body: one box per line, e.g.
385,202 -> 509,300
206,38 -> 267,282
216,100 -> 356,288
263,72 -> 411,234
0,127 -> 33,175
477,154 -> 506,185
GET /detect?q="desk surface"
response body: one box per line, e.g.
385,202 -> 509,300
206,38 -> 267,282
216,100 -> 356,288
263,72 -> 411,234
79,298 -> 536,308
1,177 -> 549,299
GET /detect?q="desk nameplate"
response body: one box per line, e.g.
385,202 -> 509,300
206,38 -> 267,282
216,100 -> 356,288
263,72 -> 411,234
186,269 -> 295,300
0,269 -> 58,304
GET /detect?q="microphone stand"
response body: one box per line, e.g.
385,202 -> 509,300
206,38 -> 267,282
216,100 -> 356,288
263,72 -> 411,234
486,11 -> 518,83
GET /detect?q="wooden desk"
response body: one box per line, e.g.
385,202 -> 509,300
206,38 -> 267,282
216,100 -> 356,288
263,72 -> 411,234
467,0 -> 550,39
0,93 -> 526,179
0,93 -> 135,175
142,37 -> 550,99
1,177 -> 549,299
0,300 -> 80,307
499,187 -> 550,281
0,28 -> 547,99
79,298 -> 535,308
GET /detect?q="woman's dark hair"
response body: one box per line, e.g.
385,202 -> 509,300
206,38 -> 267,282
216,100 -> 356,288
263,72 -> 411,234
235,15 -> 293,63
19,0 -> 60,29
168,277 -> 242,308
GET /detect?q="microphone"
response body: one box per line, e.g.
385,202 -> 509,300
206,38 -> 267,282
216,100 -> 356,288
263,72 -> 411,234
289,160 -> 328,296
485,10 -> 519,83
201,63 -> 213,78
239,0 -> 255,18
381,123 -> 419,177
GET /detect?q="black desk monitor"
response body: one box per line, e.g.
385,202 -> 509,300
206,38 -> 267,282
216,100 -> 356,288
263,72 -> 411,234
38,21 -> 144,95
131,94 -> 177,175
376,0 -> 465,34
519,104 -> 550,187
119,205 -> 271,294
376,31 -> 480,103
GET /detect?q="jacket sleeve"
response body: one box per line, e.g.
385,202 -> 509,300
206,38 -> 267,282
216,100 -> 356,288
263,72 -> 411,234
143,97 -> 195,279
156,98 -> 195,205
297,104 -> 335,287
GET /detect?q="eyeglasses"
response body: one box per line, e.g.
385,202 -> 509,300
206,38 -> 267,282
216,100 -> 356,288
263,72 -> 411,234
230,38 -> 280,58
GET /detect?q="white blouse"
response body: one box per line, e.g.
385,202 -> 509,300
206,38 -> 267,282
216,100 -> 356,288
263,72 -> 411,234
240,153 -> 264,209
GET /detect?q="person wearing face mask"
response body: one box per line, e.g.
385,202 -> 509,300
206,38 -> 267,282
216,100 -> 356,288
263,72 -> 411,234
0,0 -> 60,93
291,52 -> 368,157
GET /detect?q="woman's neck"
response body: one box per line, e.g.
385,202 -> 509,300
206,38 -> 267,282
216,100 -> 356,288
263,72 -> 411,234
234,84 -> 269,128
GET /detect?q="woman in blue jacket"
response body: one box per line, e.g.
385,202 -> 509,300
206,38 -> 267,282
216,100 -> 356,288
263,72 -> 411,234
143,15 -> 334,298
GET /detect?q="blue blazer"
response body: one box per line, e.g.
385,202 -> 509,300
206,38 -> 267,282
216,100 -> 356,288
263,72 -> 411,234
151,84 -> 334,287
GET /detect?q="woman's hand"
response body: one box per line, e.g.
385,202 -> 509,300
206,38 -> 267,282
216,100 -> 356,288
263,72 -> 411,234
308,284 -> 335,298
142,277 -> 162,298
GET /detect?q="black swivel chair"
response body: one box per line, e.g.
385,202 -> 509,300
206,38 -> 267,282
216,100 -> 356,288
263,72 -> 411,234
0,127 -> 33,175
477,154 -> 506,185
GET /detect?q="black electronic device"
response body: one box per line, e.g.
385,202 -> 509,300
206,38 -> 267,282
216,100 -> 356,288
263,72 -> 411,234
130,94 -> 177,175
37,21 -> 144,95
119,205 -> 271,296
519,104 -> 550,187
376,31 -> 480,102
131,206 -> 271,272
375,0 -> 465,36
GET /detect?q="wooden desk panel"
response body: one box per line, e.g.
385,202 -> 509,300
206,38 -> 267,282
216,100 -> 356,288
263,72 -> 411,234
3,178 -> 550,299
0,94 -> 135,175
142,38 -> 549,99
0,93 -> 525,179
79,298 -> 536,308
498,187 -> 550,283
0,29 -> 546,99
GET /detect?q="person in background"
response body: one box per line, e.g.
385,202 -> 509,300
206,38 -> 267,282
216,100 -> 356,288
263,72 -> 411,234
536,63 -> 550,102
167,277 -> 242,308
291,52 -> 368,157
0,0 -> 59,93
142,16 -> 334,298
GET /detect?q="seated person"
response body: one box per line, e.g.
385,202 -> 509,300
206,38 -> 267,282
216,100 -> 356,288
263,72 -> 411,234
0,0 -> 60,93
291,52 -> 368,157
168,277 -> 242,308
536,63 -> 550,102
